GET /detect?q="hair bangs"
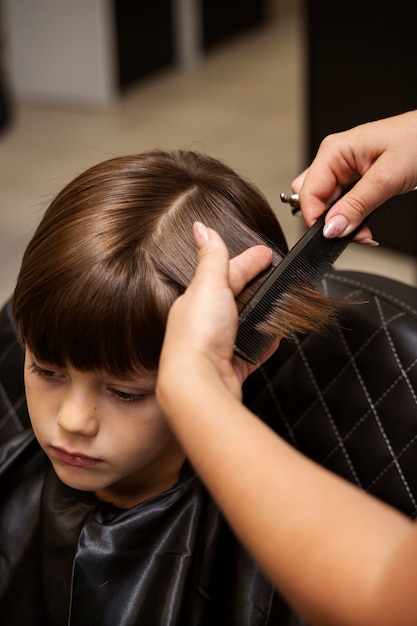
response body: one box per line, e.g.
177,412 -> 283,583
15,251 -> 179,377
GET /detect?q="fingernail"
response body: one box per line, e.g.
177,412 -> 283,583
193,221 -> 209,247
323,215 -> 349,238
356,238 -> 379,247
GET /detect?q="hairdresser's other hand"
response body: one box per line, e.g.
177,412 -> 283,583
292,110 -> 417,242
157,223 -> 275,407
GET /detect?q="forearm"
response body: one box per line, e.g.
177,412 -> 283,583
156,223 -> 417,624
158,365 -> 417,626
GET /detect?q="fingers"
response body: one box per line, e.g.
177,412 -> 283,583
292,167 -> 380,245
291,112 -> 417,238
291,169 -> 308,193
228,246 -> 273,295
322,173 -> 391,238
192,223 -> 241,301
351,227 -> 379,246
292,147 -> 382,236
192,222 -> 230,283
193,222 -> 273,296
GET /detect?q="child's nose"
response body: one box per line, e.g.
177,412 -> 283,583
57,388 -> 99,437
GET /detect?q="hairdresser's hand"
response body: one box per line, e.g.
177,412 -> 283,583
157,223 -> 275,408
292,110 -> 417,242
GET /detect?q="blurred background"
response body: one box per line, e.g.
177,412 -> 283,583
0,0 -> 416,307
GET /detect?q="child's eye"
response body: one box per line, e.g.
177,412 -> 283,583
108,388 -> 149,404
29,361 -> 62,380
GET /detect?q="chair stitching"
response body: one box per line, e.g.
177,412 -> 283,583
261,339 -> 417,507
373,297 -> 417,406
6,298 -> 20,340
366,432 -> 417,493
328,274 -> 417,318
257,366 -> 300,448
258,277 -> 417,487
295,338 -> 363,487
262,296 -> 396,397
322,357 -> 417,464
0,339 -> 15,365
333,297 -> 417,510
321,275 -> 367,303
259,309 -> 404,439
258,275 -> 417,515
370,297 -> 417,509
0,380 -> 25,432
291,311 -> 405,431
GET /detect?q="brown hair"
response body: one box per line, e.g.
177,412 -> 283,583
13,150 -> 338,375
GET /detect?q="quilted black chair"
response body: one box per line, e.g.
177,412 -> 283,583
1,270 -> 417,518
244,270 -> 417,518
0,299 -> 30,442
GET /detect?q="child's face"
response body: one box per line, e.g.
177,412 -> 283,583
24,350 -> 186,508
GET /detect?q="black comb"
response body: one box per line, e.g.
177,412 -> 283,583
234,185 -> 364,364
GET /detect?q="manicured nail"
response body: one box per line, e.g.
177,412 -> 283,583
356,238 -> 379,247
193,221 -> 209,247
323,214 -> 349,238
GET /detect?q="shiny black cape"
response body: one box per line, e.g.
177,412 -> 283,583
0,430 -> 303,625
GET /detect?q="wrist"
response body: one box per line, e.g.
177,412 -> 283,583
157,351 -> 241,421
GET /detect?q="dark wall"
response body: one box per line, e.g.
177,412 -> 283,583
113,0 -> 267,90
304,0 -> 417,256
202,0 -> 266,50
114,0 -> 175,89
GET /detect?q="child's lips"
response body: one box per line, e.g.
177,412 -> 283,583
52,446 -> 103,468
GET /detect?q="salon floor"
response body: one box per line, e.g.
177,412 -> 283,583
0,0 -> 416,308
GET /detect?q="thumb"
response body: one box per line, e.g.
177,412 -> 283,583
192,221 -> 230,281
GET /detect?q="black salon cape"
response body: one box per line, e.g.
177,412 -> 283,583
0,429 -> 304,625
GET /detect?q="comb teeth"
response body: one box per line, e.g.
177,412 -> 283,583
234,212 -> 355,364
